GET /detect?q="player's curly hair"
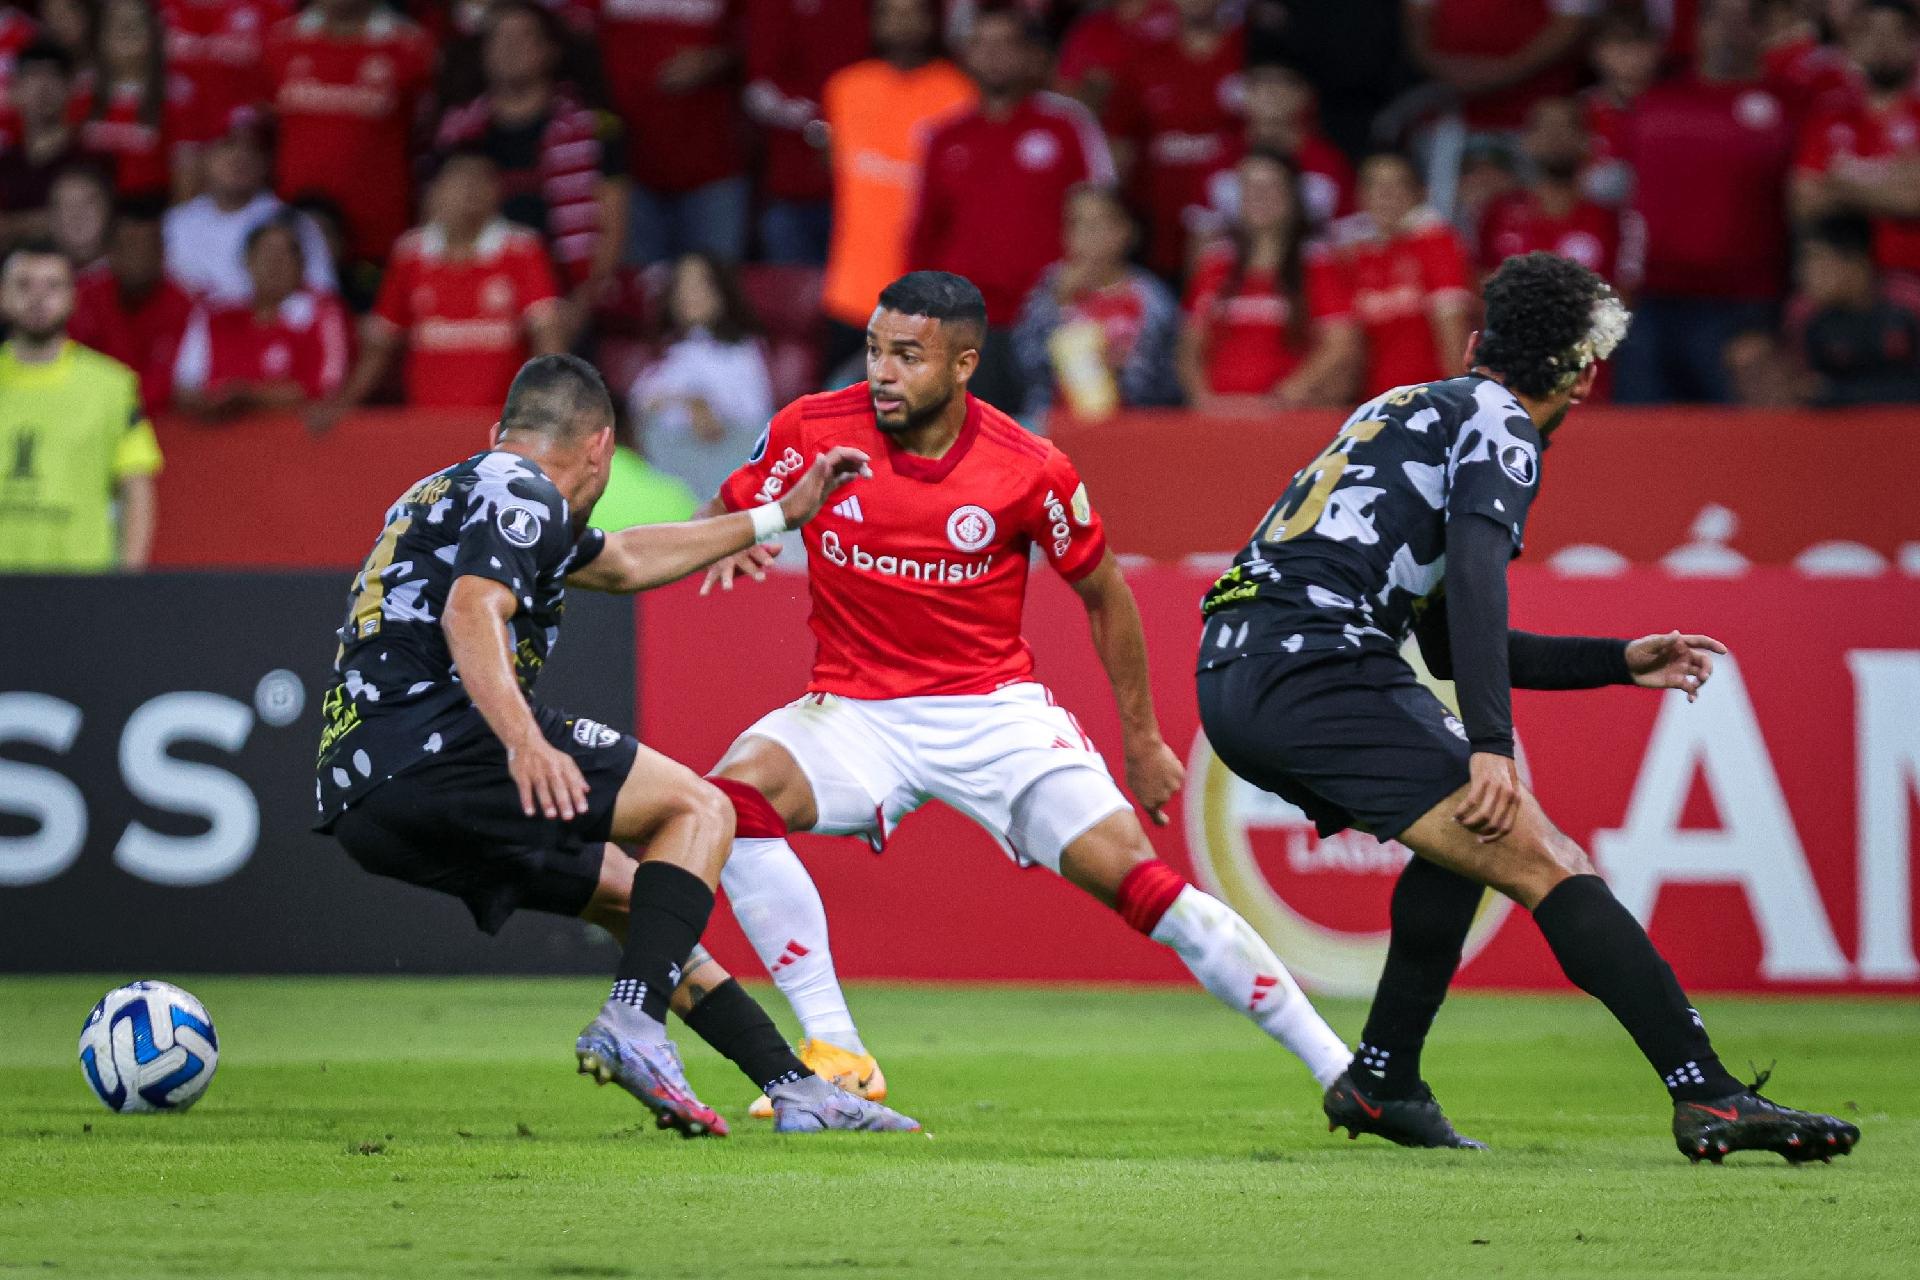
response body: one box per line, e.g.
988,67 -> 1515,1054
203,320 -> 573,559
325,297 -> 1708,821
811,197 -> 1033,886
1476,252 -> 1630,399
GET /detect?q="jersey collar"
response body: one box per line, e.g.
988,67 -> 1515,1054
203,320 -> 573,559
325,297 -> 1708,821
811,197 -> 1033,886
0,339 -> 75,382
883,393 -> 982,484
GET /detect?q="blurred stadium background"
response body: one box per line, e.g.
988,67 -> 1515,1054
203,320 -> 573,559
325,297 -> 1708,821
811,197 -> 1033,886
2,0 -> 1918,1275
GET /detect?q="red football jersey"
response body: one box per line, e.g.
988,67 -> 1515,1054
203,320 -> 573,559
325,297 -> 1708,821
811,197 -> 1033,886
906,93 -> 1112,325
1107,23 -> 1247,275
591,0 -> 742,192
742,0 -> 867,202
1796,94 -> 1920,277
1056,1 -> 1177,115
263,8 -> 435,260
1182,241 -> 1353,395
76,77 -> 204,195
174,290 -> 352,400
68,266 -> 195,411
1335,214 -> 1474,394
1477,189 -> 1640,289
718,385 -> 1108,699
1407,0 -> 1595,130
371,220 -> 561,409
160,0 -> 290,142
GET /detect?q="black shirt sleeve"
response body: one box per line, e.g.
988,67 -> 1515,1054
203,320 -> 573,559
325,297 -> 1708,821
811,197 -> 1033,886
1442,512 -> 1518,757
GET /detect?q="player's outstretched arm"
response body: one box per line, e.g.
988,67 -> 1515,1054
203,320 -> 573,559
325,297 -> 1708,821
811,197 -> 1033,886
1071,550 -> 1184,825
1624,632 -> 1728,703
571,447 -> 871,594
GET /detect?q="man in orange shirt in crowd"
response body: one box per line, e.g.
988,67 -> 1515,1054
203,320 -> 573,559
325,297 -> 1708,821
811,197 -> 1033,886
818,0 -> 973,380
311,149 -> 564,426
264,0 -> 434,264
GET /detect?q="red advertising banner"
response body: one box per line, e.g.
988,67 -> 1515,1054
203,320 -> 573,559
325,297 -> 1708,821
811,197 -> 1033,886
646,565 -> 1920,994
152,407 -> 1920,569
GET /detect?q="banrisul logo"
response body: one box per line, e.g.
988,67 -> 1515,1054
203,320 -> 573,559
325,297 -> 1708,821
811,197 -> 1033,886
1183,641 -> 1516,995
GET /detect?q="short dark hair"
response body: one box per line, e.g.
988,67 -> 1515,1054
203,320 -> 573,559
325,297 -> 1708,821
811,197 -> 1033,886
1803,211 -> 1876,259
1477,252 -> 1624,398
15,39 -> 74,79
500,354 -> 614,440
876,270 -> 988,347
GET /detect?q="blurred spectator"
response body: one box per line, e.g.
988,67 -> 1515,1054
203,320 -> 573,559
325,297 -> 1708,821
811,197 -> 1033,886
264,0 -> 435,264
1249,0 -> 1416,163
1478,97 -> 1640,289
0,240 -> 162,572
1758,0 -> 1857,116
819,0 -> 974,378
49,164 -> 114,270
1229,64 -> 1354,228
159,0 -> 287,192
587,439 -> 699,529
314,149 -> 564,424
1334,151 -> 1474,394
173,215 -> 352,417
1580,6 -> 1662,206
1792,0 -> 1920,279
1615,0 -> 1793,403
1403,0 -> 1598,133
1108,0 -> 1246,276
628,252 -> 773,501
435,2 -> 628,314
598,0 -> 747,263
742,0 -> 869,264
1011,183 -> 1182,418
290,192 -> 378,313
1762,212 -> 1920,403
70,196 -> 195,411
38,0 -> 92,75
78,0 -> 195,200
0,41 -> 100,250
165,125 -> 338,305
907,7 -> 1112,411
1056,0 -> 1177,121
1180,150 -> 1360,410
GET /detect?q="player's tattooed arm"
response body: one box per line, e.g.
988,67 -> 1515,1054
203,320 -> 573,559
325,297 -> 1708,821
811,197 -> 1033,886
575,447 -> 871,593
443,575 -> 589,822
1071,551 -> 1184,825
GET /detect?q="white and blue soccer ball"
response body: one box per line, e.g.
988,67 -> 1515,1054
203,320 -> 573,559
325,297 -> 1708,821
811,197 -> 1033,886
78,981 -> 219,1113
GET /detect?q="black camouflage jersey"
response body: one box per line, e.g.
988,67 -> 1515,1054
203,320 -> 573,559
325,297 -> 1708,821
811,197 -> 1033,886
1198,376 -> 1543,669
313,451 -> 605,827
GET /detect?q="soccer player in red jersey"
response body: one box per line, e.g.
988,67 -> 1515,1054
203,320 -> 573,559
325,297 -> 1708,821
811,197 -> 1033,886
684,271 -> 1351,1115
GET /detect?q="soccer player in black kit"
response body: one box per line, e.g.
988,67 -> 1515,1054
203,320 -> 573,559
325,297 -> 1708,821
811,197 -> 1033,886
1196,253 -> 1860,1163
313,354 -> 918,1136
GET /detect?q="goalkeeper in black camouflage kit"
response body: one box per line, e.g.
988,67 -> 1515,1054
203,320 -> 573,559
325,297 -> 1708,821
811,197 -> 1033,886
314,354 -> 917,1137
1196,253 -> 1859,1163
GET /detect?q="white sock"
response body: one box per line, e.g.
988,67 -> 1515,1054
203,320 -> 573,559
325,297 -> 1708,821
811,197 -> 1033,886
721,837 -> 867,1054
1149,886 -> 1350,1087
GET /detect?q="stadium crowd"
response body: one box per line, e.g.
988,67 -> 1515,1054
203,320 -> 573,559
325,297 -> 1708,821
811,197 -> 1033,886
4,0 -> 1920,564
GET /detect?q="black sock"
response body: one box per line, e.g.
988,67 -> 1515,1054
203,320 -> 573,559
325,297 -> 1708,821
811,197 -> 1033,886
1532,874 -> 1740,1101
610,861 -> 715,1024
1356,857 -> 1486,1098
682,979 -> 812,1094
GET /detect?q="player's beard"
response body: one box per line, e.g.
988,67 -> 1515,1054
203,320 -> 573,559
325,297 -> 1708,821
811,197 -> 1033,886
874,385 -> 953,434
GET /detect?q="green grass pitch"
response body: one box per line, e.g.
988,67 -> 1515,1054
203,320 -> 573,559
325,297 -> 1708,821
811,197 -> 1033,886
1,978 -> 1913,1279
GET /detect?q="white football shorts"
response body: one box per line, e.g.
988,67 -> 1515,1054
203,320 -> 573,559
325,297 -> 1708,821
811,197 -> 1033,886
739,682 -> 1132,872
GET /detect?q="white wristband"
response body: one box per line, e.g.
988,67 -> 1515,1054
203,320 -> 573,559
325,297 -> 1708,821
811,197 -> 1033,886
749,502 -> 787,544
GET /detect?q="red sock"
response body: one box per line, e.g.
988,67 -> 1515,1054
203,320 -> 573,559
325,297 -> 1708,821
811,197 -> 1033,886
1115,859 -> 1187,935
708,777 -> 788,839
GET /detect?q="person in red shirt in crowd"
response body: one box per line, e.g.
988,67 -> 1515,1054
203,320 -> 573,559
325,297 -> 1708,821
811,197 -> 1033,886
172,215 -> 351,417
742,0 -> 869,264
1613,0 -> 1794,403
434,2 -> 627,320
69,195 -> 194,410
263,0 -> 435,264
313,149 -> 565,426
1403,0 -> 1598,133
1580,6 -> 1661,206
906,6 -> 1112,411
78,0 -> 199,200
1478,97 -> 1641,290
160,0 -> 290,190
1203,62 -> 1354,242
48,163 -> 113,270
1332,151 -> 1475,395
1180,149 -> 1360,411
1010,182 -> 1183,417
1792,0 -> 1920,279
1758,0 -> 1857,117
594,0 -> 747,264
1055,0 -> 1176,121
0,42 -> 108,250
1106,0 -> 1247,277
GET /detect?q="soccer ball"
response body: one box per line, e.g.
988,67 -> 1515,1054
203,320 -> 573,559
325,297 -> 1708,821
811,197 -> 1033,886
78,981 -> 219,1113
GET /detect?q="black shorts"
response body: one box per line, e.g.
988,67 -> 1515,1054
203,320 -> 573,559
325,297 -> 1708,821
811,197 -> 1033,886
328,704 -> 640,934
1196,648 -> 1471,843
